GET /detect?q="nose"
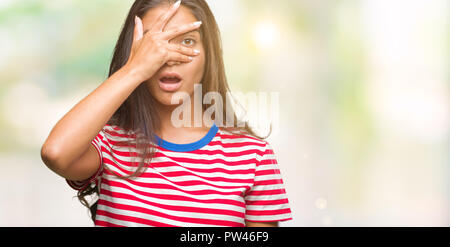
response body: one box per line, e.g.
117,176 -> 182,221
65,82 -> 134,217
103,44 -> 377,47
167,61 -> 181,66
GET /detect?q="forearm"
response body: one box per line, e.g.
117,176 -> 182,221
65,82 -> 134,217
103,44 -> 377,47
41,65 -> 143,170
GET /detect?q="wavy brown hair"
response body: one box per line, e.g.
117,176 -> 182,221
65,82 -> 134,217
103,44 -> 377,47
77,0 -> 268,223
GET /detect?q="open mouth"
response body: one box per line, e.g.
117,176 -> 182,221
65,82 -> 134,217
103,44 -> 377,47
160,76 -> 181,83
158,72 -> 182,92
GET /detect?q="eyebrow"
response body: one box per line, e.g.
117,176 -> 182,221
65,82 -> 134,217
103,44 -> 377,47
183,30 -> 201,36
143,29 -> 200,36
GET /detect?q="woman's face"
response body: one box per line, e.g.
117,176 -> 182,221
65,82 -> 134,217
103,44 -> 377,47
142,5 -> 205,106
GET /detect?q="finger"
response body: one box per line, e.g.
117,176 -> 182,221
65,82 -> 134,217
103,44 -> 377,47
161,21 -> 202,40
167,51 -> 194,63
152,0 -> 181,32
167,44 -> 200,57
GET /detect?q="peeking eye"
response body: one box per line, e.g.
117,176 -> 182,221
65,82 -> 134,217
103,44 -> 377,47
181,38 -> 195,47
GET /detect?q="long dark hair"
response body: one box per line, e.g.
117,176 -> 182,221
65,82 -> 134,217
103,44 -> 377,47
77,0 -> 268,223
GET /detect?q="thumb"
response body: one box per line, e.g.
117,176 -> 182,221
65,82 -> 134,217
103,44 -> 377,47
134,16 -> 144,42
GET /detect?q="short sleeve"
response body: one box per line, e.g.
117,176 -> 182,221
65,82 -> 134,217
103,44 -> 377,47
65,129 -> 106,191
244,141 -> 293,222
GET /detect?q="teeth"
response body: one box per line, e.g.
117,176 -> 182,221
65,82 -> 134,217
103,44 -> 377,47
161,76 -> 180,82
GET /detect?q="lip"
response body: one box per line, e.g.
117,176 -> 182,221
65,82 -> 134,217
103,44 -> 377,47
157,72 -> 182,92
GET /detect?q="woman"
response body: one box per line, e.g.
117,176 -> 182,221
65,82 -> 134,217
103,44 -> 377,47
41,0 -> 292,227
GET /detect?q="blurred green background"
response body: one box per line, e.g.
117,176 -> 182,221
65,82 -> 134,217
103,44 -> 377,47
0,0 -> 448,226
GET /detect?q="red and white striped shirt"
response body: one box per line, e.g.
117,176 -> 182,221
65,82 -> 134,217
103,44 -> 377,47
67,123 -> 293,227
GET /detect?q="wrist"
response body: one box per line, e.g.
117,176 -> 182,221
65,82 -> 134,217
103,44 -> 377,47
120,64 -> 146,84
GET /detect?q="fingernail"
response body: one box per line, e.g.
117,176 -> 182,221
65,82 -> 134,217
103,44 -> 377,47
188,56 -> 193,61
174,0 -> 181,8
194,49 -> 200,54
193,21 -> 202,27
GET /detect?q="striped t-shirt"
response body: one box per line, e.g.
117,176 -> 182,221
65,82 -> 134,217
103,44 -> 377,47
67,123 -> 293,227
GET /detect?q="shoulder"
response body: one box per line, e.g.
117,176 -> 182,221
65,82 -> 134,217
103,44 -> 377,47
103,124 -> 127,133
217,127 -> 270,155
218,127 -> 267,145
99,124 -> 137,143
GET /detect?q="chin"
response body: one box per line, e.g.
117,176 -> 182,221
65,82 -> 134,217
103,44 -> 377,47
154,94 -> 180,106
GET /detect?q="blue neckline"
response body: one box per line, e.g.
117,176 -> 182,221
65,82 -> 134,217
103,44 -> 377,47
154,123 -> 219,152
